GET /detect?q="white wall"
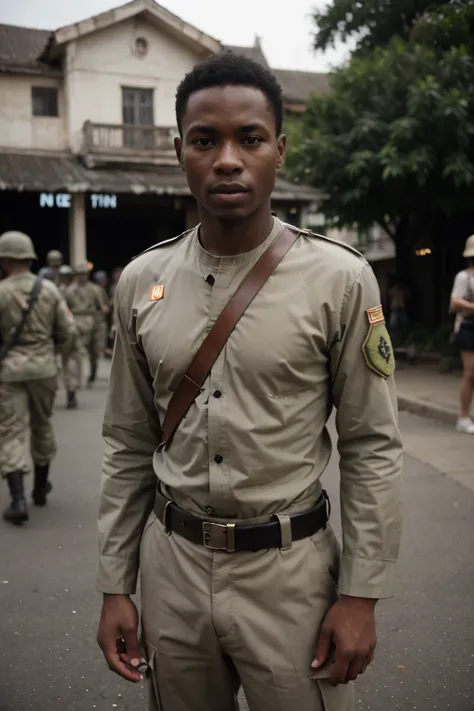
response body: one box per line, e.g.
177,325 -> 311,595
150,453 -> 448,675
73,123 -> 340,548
66,17 -> 204,152
0,74 -> 67,151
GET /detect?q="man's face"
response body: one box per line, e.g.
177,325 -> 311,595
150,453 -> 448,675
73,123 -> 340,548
77,273 -> 88,285
175,85 -> 286,221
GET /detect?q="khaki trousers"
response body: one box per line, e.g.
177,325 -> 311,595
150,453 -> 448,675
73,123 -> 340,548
0,377 -> 57,477
140,515 -> 355,711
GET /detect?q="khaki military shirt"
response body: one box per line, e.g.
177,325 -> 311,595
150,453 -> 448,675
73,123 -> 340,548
65,281 -> 105,333
99,218 -> 402,599
0,272 -> 73,382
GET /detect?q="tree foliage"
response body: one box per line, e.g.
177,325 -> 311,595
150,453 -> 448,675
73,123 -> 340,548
312,0 -> 437,54
287,40 -> 474,268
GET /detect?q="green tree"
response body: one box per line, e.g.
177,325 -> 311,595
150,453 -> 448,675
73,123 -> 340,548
313,0 -> 437,53
288,41 -> 474,284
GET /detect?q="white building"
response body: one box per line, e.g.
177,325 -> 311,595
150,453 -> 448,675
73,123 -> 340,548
0,0 -> 323,271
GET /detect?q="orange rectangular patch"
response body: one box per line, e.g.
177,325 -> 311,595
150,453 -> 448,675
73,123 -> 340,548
149,284 -> 165,301
367,305 -> 385,324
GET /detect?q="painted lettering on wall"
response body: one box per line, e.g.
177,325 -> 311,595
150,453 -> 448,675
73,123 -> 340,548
39,193 -> 118,209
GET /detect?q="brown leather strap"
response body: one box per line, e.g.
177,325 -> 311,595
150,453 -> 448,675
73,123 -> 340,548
160,225 -> 299,448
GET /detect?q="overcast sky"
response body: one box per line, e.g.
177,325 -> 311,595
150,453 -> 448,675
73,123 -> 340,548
0,0 -> 349,71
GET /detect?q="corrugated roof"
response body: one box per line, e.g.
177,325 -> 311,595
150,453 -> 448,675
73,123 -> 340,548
273,69 -> 330,103
0,152 -> 319,202
0,24 -> 54,73
223,44 -> 270,68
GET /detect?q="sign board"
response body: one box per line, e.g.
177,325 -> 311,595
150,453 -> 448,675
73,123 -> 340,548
39,193 -> 118,209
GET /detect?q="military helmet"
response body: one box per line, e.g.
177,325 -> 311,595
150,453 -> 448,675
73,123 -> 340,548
59,264 -> 73,276
47,249 -> 63,265
74,261 -> 91,274
0,231 -> 38,260
463,234 -> 474,259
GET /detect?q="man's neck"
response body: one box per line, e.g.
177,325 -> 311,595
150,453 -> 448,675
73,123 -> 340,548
9,266 -> 29,277
198,205 -> 274,257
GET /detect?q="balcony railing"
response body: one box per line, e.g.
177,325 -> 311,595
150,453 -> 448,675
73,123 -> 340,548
82,121 -> 176,165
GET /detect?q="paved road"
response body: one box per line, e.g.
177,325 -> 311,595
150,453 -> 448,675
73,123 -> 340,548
1,371 -> 473,711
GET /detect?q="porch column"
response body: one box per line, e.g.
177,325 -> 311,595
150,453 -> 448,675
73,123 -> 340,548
69,192 -> 86,267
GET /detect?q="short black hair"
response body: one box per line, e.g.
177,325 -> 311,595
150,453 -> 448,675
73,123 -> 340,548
175,52 -> 283,136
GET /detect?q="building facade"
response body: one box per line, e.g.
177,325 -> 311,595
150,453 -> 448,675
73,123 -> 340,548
0,0 -> 322,271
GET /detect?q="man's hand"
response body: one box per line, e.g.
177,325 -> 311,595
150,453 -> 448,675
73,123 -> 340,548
312,595 -> 377,686
97,594 -> 143,683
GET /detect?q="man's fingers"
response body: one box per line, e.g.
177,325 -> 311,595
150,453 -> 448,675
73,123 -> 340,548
329,646 -> 352,686
312,625 -> 331,669
122,629 -> 142,668
102,640 -> 142,683
344,653 -> 366,683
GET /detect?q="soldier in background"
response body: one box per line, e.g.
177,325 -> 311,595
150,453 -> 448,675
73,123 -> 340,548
39,249 -> 63,286
64,261 -> 107,408
92,270 -> 111,375
106,266 -> 123,357
0,232 -> 73,525
58,264 -> 74,293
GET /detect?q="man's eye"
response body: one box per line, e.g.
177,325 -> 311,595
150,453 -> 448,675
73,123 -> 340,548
194,138 -> 213,147
243,136 -> 263,145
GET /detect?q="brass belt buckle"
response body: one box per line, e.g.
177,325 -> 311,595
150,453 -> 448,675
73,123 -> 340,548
202,521 -> 236,552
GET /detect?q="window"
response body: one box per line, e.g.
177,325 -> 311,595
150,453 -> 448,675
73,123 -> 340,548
32,87 -> 59,117
134,36 -> 148,57
122,87 -> 154,149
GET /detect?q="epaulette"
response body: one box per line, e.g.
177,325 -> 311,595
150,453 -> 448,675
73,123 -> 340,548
131,227 -> 194,261
283,222 -> 365,260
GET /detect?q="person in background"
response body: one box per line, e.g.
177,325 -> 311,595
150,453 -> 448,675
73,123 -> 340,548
450,234 -> 474,434
39,250 -> 63,286
58,264 -> 74,294
64,262 -> 107,408
387,276 -> 409,334
0,232 -> 73,525
106,267 -> 123,357
92,270 -> 111,368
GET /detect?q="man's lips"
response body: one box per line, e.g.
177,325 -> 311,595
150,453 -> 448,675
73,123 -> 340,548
209,183 -> 250,194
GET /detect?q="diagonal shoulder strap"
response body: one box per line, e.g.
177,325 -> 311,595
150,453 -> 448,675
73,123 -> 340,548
0,274 -> 43,363
160,225 -> 299,449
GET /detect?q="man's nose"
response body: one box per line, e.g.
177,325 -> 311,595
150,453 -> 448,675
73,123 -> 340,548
213,142 -> 244,173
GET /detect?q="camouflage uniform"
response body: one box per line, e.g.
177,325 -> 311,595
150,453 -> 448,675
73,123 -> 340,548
0,232 -> 73,525
64,264 -> 105,398
90,282 -> 109,379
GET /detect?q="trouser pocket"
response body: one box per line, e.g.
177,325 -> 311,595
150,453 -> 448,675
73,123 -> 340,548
314,677 -> 355,711
144,641 -> 164,711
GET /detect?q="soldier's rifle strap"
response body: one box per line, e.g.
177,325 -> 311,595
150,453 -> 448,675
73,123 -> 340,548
160,226 -> 300,450
0,274 -> 43,363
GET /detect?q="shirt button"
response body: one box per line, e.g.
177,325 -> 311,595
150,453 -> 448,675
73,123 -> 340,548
213,390 -> 222,398
205,274 -> 215,286
214,454 -> 223,464
206,507 -> 214,515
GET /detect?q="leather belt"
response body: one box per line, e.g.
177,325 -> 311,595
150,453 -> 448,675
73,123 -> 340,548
153,489 -> 329,553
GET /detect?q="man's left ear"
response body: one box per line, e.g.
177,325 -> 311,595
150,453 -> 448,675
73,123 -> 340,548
277,134 -> 286,170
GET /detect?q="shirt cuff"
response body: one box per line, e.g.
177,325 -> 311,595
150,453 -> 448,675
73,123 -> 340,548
338,553 -> 396,599
97,554 -> 139,595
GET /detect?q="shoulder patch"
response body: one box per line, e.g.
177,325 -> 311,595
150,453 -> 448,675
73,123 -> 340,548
131,228 -> 194,261
362,306 -> 395,378
286,223 -> 366,260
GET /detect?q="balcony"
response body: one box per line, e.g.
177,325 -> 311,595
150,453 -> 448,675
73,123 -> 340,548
81,121 -> 177,167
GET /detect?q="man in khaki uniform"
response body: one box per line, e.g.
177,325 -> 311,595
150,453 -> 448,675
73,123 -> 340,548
64,261 -> 107,408
97,54 -> 402,711
0,232 -> 73,525
39,249 -> 63,285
